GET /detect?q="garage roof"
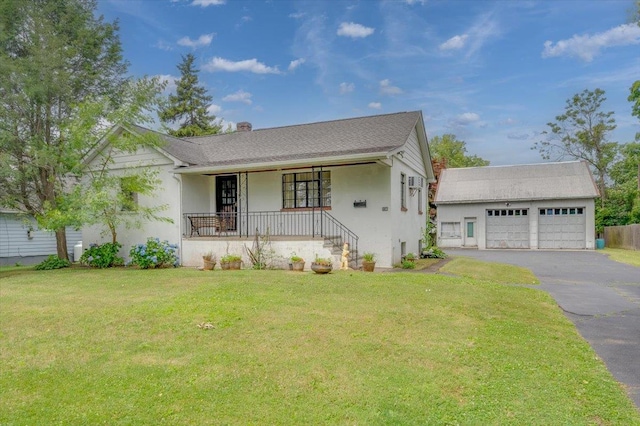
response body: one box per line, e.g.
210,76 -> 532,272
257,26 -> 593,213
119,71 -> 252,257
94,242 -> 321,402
435,160 -> 600,204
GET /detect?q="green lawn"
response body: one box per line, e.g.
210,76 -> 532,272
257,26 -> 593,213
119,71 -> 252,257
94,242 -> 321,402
439,257 -> 539,285
603,247 -> 640,268
1,267 -> 638,425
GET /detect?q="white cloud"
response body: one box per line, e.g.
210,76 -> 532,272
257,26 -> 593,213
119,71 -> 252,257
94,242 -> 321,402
288,58 -> 305,71
405,0 -> 427,4
453,112 -> 480,125
380,79 -> 403,95
177,33 -> 214,48
289,12 -> 306,19
440,34 -> 468,50
207,104 -> 222,115
507,132 -> 530,140
368,102 -> 382,109
339,82 -> 355,94
157,74 -> 178,93
154,40 -> 173,51
440,13 -> 500,58
500,118 -> 517,125
542,23 -> 640,62
222,90 -> 252,105
337,22 -> 375,38
191,0 -> 225,6
203,57 -> 281,74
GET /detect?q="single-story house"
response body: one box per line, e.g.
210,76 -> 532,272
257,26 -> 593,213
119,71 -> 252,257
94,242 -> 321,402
0,210 -> 81,266
434,161 -> 599,250
82,111 -> 435,268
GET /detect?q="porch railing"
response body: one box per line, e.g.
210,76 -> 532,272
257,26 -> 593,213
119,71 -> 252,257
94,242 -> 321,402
183,210 -> 359,266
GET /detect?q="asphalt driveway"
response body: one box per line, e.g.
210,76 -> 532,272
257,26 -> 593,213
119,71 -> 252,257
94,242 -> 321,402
445,249 -> 640,409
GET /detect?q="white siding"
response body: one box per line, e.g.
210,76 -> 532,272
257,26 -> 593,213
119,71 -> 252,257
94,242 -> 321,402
401,128 -> 427,177
437,198 -> 596,250
0,213 -> 81,261
82,143 -> 182,261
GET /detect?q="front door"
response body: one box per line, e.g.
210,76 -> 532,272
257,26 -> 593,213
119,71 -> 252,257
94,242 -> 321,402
216,175 -> 237,231
464,218 -> 477,247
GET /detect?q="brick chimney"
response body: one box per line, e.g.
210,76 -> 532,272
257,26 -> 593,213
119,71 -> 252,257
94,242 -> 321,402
237,122 -> 252,132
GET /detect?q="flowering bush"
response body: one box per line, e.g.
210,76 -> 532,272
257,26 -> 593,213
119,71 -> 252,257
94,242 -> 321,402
80,242 -> 124,268
129,238 -> 179,269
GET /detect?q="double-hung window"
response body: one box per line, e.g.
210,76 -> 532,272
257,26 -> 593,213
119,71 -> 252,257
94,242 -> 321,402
282,171 -> 331,209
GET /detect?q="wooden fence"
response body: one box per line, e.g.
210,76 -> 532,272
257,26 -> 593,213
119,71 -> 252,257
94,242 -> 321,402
604,224 -> 640,250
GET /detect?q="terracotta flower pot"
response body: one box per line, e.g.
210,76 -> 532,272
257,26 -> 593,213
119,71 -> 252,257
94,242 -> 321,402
362,260 -> 376,272
203,258 -> 216,270
292,261 -> 305,272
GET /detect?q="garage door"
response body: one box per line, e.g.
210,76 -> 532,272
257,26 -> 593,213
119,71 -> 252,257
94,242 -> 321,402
486,209 -> 530,248
538,207 -> 585,249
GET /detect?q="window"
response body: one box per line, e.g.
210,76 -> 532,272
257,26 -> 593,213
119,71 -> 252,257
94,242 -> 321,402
488,209 -> 528,217
401,173 -> 407,210
120,177 -> 138,211
441,222 -> 461,238
539,207 -> 584,216
282,171 -> 330,209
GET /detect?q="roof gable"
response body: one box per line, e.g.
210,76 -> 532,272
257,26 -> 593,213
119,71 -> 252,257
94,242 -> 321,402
435,161 -> 599,204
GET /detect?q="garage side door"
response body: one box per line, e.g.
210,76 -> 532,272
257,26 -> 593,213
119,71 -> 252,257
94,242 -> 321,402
486,209 -> 530,249
538,207 -> 586,249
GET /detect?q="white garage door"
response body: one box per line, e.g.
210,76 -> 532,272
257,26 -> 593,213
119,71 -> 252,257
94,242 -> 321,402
486,209 -> 530,248
538,207 -> 586,249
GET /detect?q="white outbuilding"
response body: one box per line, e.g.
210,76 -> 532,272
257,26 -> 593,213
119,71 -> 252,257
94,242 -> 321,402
434,161 -> 600,250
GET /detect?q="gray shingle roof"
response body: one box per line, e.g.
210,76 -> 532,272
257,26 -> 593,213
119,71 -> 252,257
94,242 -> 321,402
435,161 -> 599,204
128,124 -> 205,165
150,111 -> 422,168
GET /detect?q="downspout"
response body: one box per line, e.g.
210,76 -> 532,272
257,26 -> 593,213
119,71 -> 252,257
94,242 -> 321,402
172,172 -> 184,265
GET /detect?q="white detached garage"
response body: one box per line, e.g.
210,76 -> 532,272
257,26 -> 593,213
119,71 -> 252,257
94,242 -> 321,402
434,161 -> 599,250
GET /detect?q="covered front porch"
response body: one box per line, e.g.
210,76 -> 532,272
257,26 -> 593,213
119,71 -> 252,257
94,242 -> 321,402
180,209 -> 359,269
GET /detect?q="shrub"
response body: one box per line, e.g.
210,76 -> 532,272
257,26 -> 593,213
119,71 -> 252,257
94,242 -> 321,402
313,257 -> 332,266
35,255 -> 71,270
129,238 -> 179,269
401,260 -> 416,269
423,247 -> 447,259
80,243 -> 124,268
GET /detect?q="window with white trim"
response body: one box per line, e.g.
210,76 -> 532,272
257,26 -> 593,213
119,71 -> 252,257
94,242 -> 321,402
441,222 -> 461,238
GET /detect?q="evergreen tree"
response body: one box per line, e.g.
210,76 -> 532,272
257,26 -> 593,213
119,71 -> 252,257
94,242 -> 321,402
159,53 -> 221,137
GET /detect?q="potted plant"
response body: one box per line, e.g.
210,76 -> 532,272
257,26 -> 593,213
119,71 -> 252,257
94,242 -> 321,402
405,252 -> 417,263
202,252 -> 216,270
290,253 -> 305,272
220,254 -> 242,270
311,257 -> 333,274
362,252 -> 376,272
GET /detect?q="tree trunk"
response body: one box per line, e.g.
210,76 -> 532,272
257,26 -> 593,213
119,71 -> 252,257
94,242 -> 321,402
55,228 -> 69,261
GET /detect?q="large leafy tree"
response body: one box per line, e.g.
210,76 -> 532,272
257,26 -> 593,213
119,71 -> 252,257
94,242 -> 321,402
534,88 -> 618,203
159,53 -> 221,137
0,0 -> 127,260
429,134 -> 489,168
65,77 -> 171,244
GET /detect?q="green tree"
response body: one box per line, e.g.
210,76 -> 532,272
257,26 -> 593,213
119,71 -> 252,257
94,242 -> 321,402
159,53 -> 221,137
0,0 -> 127,260
428,134 -> 489,168
66,77 -> 172,244
534,88 -> 618,204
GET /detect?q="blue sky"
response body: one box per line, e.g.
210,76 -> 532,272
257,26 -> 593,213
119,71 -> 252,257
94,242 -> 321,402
97,0 -> 640,165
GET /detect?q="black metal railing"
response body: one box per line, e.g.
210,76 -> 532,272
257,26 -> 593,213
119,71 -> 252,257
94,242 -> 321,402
183,210 -> 359,266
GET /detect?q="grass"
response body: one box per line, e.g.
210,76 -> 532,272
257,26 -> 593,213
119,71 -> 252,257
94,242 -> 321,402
440,257 -> 540,285
603,247 -> 640,268
1,267 -> 638,425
